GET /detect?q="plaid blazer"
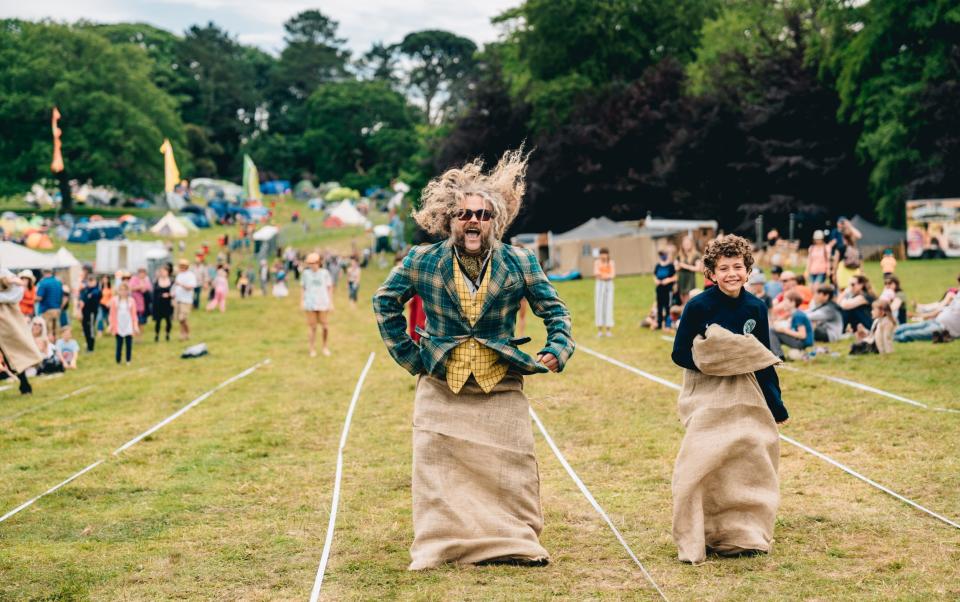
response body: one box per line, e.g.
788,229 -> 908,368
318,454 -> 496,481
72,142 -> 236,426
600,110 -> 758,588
373,239 -> 575,377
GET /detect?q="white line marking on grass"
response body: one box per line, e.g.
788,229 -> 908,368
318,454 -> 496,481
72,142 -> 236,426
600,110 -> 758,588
0,360 -> 269,525
0,460 -> 104,524
778,434 -> 960,529
579,345 -> 960,531
309,352 -> 375,602
529,406 -> 668,600
0,385 -> 12,392
660,335 -> 675,342
0,385 -> 93,422
779,365 -> 960,414
112,360 -> 269,455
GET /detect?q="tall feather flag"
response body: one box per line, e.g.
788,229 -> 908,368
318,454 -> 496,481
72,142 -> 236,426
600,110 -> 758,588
159,138 -> 180,193
50,107 -> 64,173
242,154 -> 261,201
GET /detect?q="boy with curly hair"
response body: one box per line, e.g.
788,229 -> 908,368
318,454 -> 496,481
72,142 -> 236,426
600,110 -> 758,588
669,234 -> 788,564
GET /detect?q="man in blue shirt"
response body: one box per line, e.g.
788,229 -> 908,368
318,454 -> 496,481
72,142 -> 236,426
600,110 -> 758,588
35,269 -> 63,339
771,291 -> 813,360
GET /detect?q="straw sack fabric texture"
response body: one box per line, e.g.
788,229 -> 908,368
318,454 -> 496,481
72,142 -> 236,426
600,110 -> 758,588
409,372 -> 548,570
672,324 -> 782,564
0,302 -> 43,372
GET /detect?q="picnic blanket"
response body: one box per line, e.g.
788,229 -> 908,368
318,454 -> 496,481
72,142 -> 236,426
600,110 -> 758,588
672,324 -> 782,564
409,372 -> 548,570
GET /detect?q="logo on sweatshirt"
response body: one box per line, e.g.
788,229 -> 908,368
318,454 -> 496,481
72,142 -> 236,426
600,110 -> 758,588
743,319 -> 756,335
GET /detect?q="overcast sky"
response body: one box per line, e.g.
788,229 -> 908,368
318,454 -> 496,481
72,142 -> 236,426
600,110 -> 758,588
1,0 -> 519,54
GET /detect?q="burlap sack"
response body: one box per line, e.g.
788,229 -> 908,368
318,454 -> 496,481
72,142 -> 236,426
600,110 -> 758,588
0,303 -> 43,373
409,373 -> 548,570
672,324 -> 782,564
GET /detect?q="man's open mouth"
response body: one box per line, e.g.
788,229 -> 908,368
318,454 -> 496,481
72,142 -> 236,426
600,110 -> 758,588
465,227 -> 481,242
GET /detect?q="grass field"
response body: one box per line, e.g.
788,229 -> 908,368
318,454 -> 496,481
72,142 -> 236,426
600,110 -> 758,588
1,206 -> 958,600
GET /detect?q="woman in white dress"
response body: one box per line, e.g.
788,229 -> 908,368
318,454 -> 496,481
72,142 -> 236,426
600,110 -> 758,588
301,252 -> 334,357
593,248 -> 615,336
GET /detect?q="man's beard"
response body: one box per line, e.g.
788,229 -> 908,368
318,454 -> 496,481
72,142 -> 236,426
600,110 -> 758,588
451,228 -> 493,256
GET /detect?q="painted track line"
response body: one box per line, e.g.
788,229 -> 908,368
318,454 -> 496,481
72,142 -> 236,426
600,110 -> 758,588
309,352 -> 376,602
579,345 -> 960,531
0,359 -> 269,525
1,385 -> 93,422
113,361 -> 269,455
529,406 -> 668,600
659,334 -> 958,414
779,365 -> 960,414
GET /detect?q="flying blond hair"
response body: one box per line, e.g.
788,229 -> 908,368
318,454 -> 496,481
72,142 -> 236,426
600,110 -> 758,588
413,148 -> 528,242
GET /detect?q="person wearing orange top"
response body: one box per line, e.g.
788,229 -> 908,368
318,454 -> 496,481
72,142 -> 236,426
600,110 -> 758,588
17,271 -> 36,318
593,248 -> 616,337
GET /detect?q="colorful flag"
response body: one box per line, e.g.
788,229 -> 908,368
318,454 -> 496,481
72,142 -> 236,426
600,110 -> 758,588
159,138 -> 180,193
50,107 -> 64,174
243,154 -> 261,202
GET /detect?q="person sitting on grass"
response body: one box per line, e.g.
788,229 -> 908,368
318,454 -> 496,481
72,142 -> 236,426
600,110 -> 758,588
55,326 -> 79,370
894,273 -> 960,343
839,274 -> 876,333
774,271 -> 812,310
804,284 -> 844,343
851,299 -> 896,354
879,276 -> 907,325
771,292 -> 814,360
671,234 -> 787,564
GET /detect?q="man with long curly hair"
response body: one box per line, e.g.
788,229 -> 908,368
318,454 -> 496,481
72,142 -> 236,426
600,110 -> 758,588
373,149 -> 575,570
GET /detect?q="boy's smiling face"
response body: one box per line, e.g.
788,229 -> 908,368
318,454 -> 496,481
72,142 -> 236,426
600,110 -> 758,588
711,255 -> 749,297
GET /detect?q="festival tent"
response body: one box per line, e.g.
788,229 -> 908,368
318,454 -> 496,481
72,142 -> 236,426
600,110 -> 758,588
150,212 -> 190,238
96,240 -> 169,275
327,201 -> 367,227
0,242 -> 82,290
851,214 -> 905,259
190,178 -> 243,201
551,216 -> 660,276
252,225 -> 280,260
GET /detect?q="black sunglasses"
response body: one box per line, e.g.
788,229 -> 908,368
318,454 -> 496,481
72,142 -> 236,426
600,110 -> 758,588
457,208 -> 494,222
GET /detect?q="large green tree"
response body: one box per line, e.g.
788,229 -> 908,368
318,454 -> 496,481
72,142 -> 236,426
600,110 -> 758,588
176,23 -> 268,179
0,19 -> 187,197
827,0 -> 960,226
397,30 -> 478,124
302,80 -> 420,189
494,0 -> 720,132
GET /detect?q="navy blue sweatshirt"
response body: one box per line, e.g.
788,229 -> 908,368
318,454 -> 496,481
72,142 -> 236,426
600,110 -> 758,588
671,285 -> 788,422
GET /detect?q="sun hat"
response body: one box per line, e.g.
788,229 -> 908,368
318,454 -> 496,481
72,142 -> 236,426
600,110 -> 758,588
813,230 -> 824,241
17,270 -> 35,282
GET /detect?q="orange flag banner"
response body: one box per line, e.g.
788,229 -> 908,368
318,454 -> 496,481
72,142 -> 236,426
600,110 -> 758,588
51,107 -> 64,174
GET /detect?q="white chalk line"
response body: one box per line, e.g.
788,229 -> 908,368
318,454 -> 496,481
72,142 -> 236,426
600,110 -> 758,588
309,352 -> 376,602
658,334 -> 959,414
0,359 -> 269,525
113,360 -> 269,455
529,406 -> 668,600
578,345 -> 960,531
778,365 -> 960,414
0,385 -> 93,422
0,460 -> 104,523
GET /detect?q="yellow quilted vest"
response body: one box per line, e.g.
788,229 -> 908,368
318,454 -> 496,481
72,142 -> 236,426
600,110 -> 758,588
445,256 -> 509,394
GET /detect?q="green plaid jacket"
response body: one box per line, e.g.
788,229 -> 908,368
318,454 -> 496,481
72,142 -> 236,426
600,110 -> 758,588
373,239 -> 575,377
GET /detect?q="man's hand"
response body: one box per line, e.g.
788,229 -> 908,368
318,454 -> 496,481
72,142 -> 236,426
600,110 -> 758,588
777,418 -> 789,427
537,352 -> 559,372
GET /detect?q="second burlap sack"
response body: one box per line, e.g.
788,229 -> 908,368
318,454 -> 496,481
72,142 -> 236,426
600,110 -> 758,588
672,324 -> 782,564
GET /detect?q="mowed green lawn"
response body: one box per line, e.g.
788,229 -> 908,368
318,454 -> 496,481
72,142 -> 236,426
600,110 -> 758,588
1,211 -> 958,600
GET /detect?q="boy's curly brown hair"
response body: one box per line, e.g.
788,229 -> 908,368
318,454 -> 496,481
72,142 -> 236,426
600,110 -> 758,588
702,234 -> 755,277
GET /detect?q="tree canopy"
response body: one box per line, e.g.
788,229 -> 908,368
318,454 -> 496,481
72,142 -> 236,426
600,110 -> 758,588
2,2 -> 959,232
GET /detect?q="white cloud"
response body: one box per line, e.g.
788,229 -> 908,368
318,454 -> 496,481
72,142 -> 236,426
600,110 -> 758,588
1,0 -> 519,54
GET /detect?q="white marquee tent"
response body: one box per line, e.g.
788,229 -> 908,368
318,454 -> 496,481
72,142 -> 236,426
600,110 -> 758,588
150,211 -> 190,238
328,201 -> 367,226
